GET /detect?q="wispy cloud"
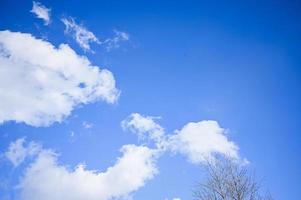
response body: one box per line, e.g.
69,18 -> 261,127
61,17 -> 130,52
82,121 -> 93,129
5,138 -> 41,167
61,17 -> 100,52
0,30 -> 119,127
121,113 -> 164,148
30,1 -> 51,25
103,30 -> 130,51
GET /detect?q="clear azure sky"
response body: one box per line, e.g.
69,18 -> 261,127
0,0 -> 300,199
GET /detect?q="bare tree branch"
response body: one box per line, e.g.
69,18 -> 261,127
193,157 -> 273,200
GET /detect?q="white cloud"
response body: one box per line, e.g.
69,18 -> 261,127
122,113 -> 240,164
18,142 -> 158,200
121,113 -> 164,147
168,120 -> 239,164
0,30 -> 120,127
104,30 -> 130,51
82,121 -> 93,129
5,138 -> 41,167
70,131 -> 75,137
30,1 -> 51,25
61,17 -> 100,52
61,17 -> 129,52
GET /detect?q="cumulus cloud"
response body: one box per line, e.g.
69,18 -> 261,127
122,113 -> 240,164
104,30 -> 130,51
4,138 -> 158,200
121,113 -> 164,147
168,121 -> 239,164
5,138 -> 41,167
30,1 -> 51,25
61,17 -> 100,52
0,30 -> 120,127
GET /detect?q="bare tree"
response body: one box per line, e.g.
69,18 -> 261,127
193,157 -> 273,200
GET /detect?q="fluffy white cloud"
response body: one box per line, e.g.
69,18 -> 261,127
5,138 -> 41,167
30,1 -> 51,25
121,113 -> 164,147
0,30 -> 119,127
168,120 -> 239,163
4,139 -> 158,200
104,30 -> 130,51
62,17 -> 100,52
122,113 -> 240,164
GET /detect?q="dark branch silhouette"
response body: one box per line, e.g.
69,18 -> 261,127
194,157 -> 273,200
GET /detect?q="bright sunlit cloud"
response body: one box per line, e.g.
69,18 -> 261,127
168,120 -> 239,163
5,139 -> 158,200
122,113 -> 241,164
0,30 -> 120,127
121,113 -> 165,147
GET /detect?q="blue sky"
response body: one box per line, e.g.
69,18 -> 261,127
0,0 -> 300,199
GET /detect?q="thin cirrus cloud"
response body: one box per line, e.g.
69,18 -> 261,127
103,30 -> 130,51
5,139 -> 158,200
82,121 -> 93,129
61,17 -> 101,52
122,113 -> 241,164
5,138 -> 41,167
0,30 -> 120,127
61,17 -> 129,52
30,1 -> 51,25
